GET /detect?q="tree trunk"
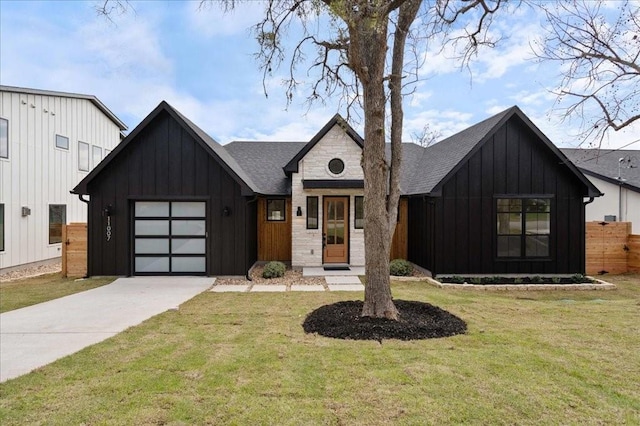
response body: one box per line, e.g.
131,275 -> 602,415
349,12 -> 399,320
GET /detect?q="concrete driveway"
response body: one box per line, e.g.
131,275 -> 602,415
0,277 -> 214,382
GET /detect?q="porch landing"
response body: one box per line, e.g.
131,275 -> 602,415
303,266 -> 365,277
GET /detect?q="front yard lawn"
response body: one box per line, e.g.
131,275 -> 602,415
0,273 -> 115,313
0,275 -> 638,424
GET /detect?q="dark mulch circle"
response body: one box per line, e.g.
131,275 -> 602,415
302,300 -> 467,341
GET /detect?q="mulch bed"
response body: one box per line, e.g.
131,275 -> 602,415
302,300 -> 467,342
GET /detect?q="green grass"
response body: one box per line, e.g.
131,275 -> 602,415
0,273 -> 116,313
1,275 -> 639,425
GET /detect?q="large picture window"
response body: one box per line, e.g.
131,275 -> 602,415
49,204 -> 66,244
497,198 -> 551,258
307,196 -> 318,229
0,118 -> 8,159
266,199 -> 286,221
354,196 -> 364,229
0,204 -> 4,251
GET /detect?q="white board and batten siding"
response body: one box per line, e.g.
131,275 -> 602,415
0,87 -> 125,270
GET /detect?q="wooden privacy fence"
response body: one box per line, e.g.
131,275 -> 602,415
62,223 -> 87,278
585,221 -> 640,275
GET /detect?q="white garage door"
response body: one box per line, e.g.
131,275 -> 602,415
133,201 -> 207,275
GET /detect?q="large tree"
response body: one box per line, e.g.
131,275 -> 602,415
237,0 -> 505,319
534,0 -> 640,146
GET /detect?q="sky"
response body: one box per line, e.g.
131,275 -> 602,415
1,0 -> 638,150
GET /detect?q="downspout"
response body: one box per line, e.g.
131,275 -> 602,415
245,195 -> 259,281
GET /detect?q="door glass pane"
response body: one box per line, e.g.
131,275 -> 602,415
336,201 -> 344,220
135,256 -> 170,272
335,222 -> 344,244
172,257 -> 206,273
172,238 -> 205,254
172,220 -> 205,236
172,202 -> 205,217
135,238 -> 169,254
135,202 -> 169,217
135,220 -> 169,235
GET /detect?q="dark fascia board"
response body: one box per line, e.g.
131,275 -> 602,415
72,101 -> 255,196
283,114 -> 364,174
429,106 -> 603,198
579,168 -> 640,194
0,85 -> 127,131
302,179 -> 364,189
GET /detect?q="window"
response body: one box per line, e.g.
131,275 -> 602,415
354,196 -> 364,229
307,196 -> 318,229
55,134 -> 69,150
49,204 -> 66,244
92,145 -> 103,168
0,204 -> 4,251
328,158 -> 345,175
266,199 -> 286,221
497,198 -> 550,258
0,118 -> 7,159
78,142 -> 89,171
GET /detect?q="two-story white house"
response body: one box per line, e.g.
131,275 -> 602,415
0,86 -> 127,271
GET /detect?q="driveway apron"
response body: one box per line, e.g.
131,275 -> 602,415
0,277 -> 213,382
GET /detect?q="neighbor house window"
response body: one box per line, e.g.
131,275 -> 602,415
55,134 -> 69,150
354,196 -> 364,229
307,196 -> 318,229
267,199 -> 286,221
497,198 -> 551,258
0,118 -> 8,159
92,145 -> 103,168
78,141 -> 89,171
49,204 -> 66,244
0,204 -> 4,251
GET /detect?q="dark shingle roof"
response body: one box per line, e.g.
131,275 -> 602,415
224,141 -> 306,195
402,106 -> 515,195
561,148 -> 640,192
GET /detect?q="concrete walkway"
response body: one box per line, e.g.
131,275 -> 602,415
0,277 -> 213,382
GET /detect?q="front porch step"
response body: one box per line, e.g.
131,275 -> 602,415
303,266 -> 365,276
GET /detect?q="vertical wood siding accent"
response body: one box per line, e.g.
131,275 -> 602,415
0,90 -> 121,269
86,110 -> 256,276
257,197 -> 292,261
390,198 -> 408,260
410,116 -> 589,275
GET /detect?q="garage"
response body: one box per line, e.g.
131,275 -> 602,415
133,201 -> 207,275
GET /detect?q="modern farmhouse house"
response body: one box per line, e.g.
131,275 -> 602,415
72,102 -> 600,277
0,86 -> 127,271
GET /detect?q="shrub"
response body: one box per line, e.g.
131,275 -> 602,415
442,275 -> 465,284
469,277 -> 483,284
262,261 -> 286,279
530,275 -> 544,284
571,273 -> 590,283
551,277 -> 562,284
390,259 -> 413,276
514,277 -> 523,284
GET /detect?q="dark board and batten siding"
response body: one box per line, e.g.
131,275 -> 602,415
409,116 -> 587,275
86,110 -> 257,276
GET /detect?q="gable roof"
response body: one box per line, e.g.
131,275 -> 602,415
225,141 -> 306,195
283,114 -> 364,174
0,85 -> 127,131
403,106 -> 601,198
561,148 -> 640,194
72,101 -> 258,196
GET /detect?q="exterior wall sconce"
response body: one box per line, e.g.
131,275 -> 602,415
223,206 -> 231,217
296,206 -> 302,216
21,207 -> 31,217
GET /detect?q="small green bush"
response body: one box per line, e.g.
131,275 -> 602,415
262,261 -> 286,279
551,277 -> 562,284
390,259 -> 413,276
530,275 -> 544,284
514,277 -> 523,284
571,273 -> 590,283
469,277 -> 483,284
442,276 -> 465,284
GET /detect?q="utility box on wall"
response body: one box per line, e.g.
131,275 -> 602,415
604,215 -> 617,222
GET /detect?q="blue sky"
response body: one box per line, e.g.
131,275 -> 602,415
1,0 -> 638,149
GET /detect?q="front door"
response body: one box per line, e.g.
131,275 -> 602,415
323,197 -> 349,263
